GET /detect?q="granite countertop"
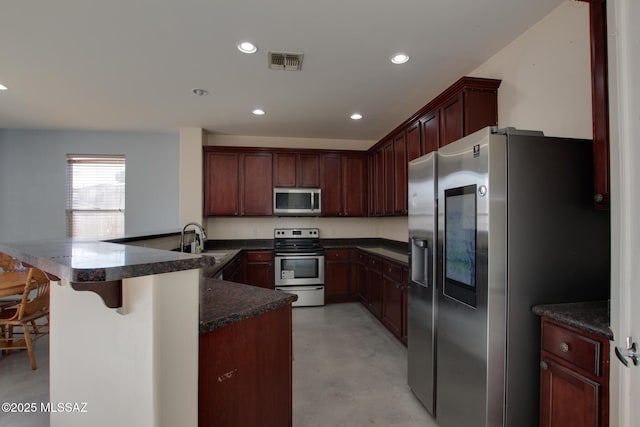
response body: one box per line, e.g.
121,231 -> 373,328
532,300 -> 613,340
357,246 -> 409,265
199,278 -> 297,335
0,239 -> 215,282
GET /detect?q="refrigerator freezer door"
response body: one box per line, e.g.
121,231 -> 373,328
407,152 -> 437,416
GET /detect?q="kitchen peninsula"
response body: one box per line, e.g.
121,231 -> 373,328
0,238 -> 296,427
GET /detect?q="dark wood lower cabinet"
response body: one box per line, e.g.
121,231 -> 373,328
199,305 -> 292,427
539,317 -> 609,427
367,255 -> 383,319
357,251 -> 369,303
222,253 -> 243,283
244,250 -> 274,289
324,248 -> 358,303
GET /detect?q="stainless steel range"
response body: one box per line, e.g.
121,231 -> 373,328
274,228 -> 325,307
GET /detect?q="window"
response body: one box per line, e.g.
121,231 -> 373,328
66,155 -> 125,239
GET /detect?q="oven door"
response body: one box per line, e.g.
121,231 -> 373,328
275,253 -> 325,286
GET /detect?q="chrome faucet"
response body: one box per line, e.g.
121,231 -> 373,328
180,222 -> 207,253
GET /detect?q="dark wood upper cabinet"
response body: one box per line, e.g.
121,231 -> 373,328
239,152 -> 273,216
420,111 -> 439,155
440,94 -> 464,147
204,147 -> 272,217
273,153 -> 297,187
341,155 -> 367,217
393,131 -> 408,214
321,153 -> 367,217
578,0 -> 610,209
367,76 -> 501,216
298,154 -> 321,187
383,140 -> 395,215
320,154 -> 342,216
406,121 -> 421,162
273,152 -> 320,188
204,151 -> 239,216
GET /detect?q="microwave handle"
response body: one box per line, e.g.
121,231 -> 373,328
311,192 -> 315,210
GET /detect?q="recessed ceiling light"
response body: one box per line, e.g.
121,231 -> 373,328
238,41 -> 258,54
192,88 -> 209,96
0,84 -> 7,91
252,109 -> 265,115
350,113 -> 363,120
390,53 -> 410,64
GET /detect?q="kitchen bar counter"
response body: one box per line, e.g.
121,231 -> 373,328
0,239 -> 214,282
199,278 -> 297,335
532,300 -> 613,340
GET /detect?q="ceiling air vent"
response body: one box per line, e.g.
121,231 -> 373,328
268,52 -> 304,71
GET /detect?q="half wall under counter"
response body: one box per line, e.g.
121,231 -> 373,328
0,238 -> 216,427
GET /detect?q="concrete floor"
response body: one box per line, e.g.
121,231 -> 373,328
292,303 -> 436,427
1,302 -> 436,427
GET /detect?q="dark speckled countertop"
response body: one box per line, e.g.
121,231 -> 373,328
532,300 -> 613,340
0,239 -> 215,282
199,278 -> 297,335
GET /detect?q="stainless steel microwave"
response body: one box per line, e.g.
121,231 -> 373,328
273,187 -> 321,216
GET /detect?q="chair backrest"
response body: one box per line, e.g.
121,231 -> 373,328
17,268 -> 50,319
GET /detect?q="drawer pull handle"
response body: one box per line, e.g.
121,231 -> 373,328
560,342 -> 570,353
540,361 -> 548,370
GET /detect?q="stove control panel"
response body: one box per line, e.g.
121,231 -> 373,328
274,228 -> 320,239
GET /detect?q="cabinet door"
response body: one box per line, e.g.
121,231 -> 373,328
357,252 -> 369,303
368,256 -> 383,319
342,155 -> 366,216
540,358 -> 601,427
406,121 -> 421,162
393,131 -> 408,214
382,276 -> 403,338
205,151 -> 239,216
273,153 -> 297,187
298,154 -> 320,187
382,260 -> 403,339
420,111 -> 439,155
324,249 -> 351,302
439,94 -> 463,147
373,148 -> 385,216
463,89 -> 498,135
244,251 -> 274,289
240,153 -> 273,216
383,140 -> 394,215
321,154 -> 342,216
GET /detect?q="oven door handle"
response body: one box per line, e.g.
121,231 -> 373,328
275,252 -> 324,257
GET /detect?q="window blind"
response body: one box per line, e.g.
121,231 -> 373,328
66,155 -> 125,239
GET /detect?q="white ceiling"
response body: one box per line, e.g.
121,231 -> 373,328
0,0 -> 565,141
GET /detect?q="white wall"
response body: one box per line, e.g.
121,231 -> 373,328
50,270 -> 199,427
0,129 -> 180,242
471,1 -> 592,139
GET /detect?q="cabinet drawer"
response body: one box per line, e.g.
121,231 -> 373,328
542,320 -> 602,376
368,255 -> 382,271
246,250 -> 273,262
326,248 -> 350,260
382,260 -> 402,282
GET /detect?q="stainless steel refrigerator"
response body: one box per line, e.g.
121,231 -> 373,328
409,126 -> 610,427
407,151 -> 438,416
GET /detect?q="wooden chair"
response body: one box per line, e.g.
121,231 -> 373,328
0,268 -> 50,370
0,252 -> 27,311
